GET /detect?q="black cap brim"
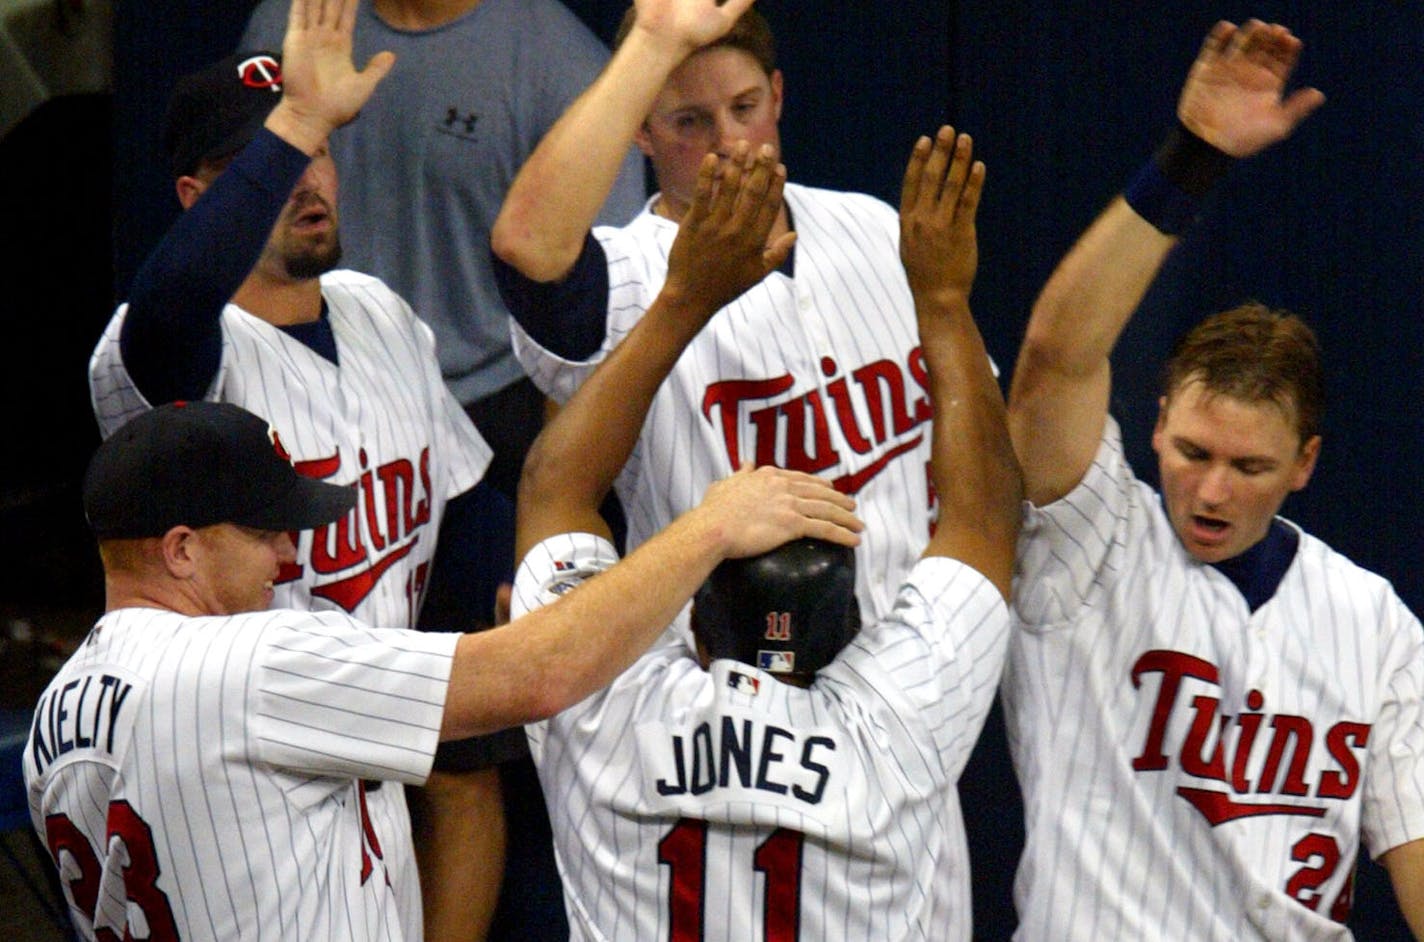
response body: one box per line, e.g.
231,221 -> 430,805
236,475 -> 357,534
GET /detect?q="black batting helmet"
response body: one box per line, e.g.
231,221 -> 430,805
692,538 -> 860,679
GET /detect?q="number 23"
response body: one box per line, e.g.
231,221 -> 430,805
45,802 -> 179,941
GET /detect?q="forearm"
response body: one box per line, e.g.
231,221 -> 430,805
444,505 -> 729,738
1382,838 -> 1424,940
1007,196 -> 1175,504
516,294 -> 704,560
492,28 -> 685,282
122,130 -> 310,404
918,291 -> 1021,597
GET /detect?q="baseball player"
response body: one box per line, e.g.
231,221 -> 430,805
24,397 -> 858,941
83,2 -> 502,934
511,121 -> 1020,940
1003,20 -> 1424,940
237,3 -> 650,932
491,0 -> 950,625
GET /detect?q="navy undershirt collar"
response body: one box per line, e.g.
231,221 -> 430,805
279,299 -> 339,366
1208,518 -> 1299,613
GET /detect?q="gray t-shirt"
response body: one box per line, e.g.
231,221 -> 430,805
241,0 -> 646,405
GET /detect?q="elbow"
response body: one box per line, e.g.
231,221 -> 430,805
491,209 -> 577,284
517,431 -> 559,516
489,211 -> 531,269
1007,334 -> 1074,415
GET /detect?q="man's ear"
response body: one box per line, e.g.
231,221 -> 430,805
159,525 -> 199,578
1291,434 -> 1322,492
175,175 -> 208,210
1150,395 -> 1169,455
634,121 -> 655,159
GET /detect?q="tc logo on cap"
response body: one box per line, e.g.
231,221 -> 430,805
236,54 -> 282,93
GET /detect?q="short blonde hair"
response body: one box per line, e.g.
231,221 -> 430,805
1163,302 -> 1324,442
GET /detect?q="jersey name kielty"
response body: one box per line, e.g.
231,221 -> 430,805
29,670 -> 138,777
642,713 -> 842,807
1130,649 -> 1372,823
702,349 -> 930,495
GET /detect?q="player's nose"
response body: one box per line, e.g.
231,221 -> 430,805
714,113 -> 744,155
291,162 -> 331,198
1197,464 -> 1232,507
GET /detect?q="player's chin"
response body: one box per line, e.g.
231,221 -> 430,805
284,241 -> 342,280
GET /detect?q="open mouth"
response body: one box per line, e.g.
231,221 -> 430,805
289,195 -> 331,230
294,206 -> 328,228
1189,515 -> 1231,544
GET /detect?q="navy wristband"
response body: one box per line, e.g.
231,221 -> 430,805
1123,160 -> 1201,235
1123,122 -> 1234,235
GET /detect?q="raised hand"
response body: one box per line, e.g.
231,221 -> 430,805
631,0 -> 759,58
898,127 -> 985,306
663,141 -> 795,320
696,466 -> 862,558
1177,20 -> 1325,158
270,0 -> 395,153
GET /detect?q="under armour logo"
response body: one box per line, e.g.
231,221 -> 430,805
236,54 -> 282,93
443,108 -> 479,135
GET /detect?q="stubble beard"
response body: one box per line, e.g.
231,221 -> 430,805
283,233 -> 342,281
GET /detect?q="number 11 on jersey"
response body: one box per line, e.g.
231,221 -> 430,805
658,818 -> 805,941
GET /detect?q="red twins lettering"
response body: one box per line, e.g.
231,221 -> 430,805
275,446 -> 434,612
701,349 -> 931,494
1130,649 -> 1372,825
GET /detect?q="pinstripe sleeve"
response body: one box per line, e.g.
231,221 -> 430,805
90,306 -> 155,438
885,557 -> 1011,774
413,308 -> 492,497
508,221 -> 664,404
251,614 -> 458,785
1362,597 -> 1424,857
1014,416 -> 1138,630
510,531 -> 621,619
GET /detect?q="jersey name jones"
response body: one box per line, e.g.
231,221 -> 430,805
643,714 -> 842,808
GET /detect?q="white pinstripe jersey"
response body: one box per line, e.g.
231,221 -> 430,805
1005,418 -> 1424,941
511,184 -> 936,623
512,532 -> 1011,941
23,607 -> 458,941
89,269 -> 492,629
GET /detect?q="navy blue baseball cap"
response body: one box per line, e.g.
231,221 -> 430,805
84,401 -> 355,539
693,538 -> 860,678
163,50 -> 284,178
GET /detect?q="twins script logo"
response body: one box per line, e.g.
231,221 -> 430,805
1130,649 -> 1372,824
702,349 -> 932,494
271,431 -> 433,612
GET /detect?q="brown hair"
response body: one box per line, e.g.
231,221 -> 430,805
1162,302 -> 1324,442
614,5 -> 776,75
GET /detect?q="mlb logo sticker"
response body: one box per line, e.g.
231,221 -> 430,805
538,577 -> 582,607
758,650 -> 795,673
553,559 -> 576,572
727,671 -> 760,696
545,577 -> 581,598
